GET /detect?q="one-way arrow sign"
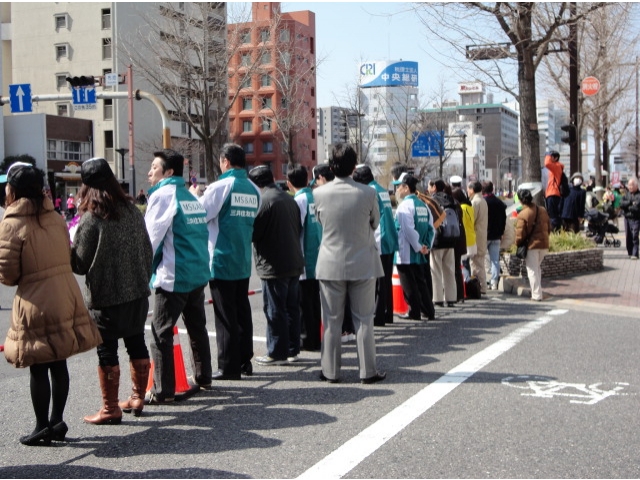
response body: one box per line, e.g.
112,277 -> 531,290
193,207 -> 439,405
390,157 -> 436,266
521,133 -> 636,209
9,84 -> 32,113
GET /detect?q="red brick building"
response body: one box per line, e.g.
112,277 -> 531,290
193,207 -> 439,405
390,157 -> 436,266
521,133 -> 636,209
228,2 -> 317,180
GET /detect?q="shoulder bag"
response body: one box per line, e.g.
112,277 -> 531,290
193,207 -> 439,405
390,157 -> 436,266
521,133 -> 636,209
516,206 -> 538,260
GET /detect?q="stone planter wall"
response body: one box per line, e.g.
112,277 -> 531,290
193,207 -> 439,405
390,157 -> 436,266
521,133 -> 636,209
501,248 -> 604,278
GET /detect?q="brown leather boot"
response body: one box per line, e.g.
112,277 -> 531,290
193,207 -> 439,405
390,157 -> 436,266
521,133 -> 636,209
84,365 -> 122,425
119,358 -> 150,417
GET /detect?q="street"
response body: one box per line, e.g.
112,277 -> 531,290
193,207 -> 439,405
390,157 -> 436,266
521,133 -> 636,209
0,273 -> 638,479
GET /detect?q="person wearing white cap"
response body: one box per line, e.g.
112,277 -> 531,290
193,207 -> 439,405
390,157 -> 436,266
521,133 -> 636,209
450,175 -> 463,190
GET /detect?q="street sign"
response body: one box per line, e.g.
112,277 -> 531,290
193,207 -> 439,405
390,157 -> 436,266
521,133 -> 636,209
9,84 -> 32,113
104,73 -> 118,87
72,86 -> 97,110
412,131 -> 444,158
581,76 -> 600,96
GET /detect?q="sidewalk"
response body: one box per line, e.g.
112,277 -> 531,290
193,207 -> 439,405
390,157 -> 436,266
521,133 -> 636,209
501,228 -> 640,311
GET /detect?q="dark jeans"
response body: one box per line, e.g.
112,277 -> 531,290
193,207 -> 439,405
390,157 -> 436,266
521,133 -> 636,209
546,195 -> 563,232
150,286 -> 212,399
209,278 -> 254,375
625,217 -> 640,257
262,276 -> 301,360
374,254 -> 394,326
300,278 -> 321,351
396,263 -> 435,320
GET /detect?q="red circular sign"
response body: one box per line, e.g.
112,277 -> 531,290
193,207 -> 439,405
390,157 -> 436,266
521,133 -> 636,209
581,76 -> 600,96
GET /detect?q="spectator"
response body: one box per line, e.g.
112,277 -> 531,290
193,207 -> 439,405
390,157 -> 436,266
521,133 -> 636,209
66,193 -> 76,217
71,158 -> 153,424
467,181 -> 489,294
0,162 -> 101,445
431,179 -> 459,307
353,164 -> 399,326
447,183 -> 467,302
483,181 -> 507,290
452,188 -> 476,281
145,149 -> 212,403
561,172 -> 586,233
544,150 -> 564,231
515,189 -> 552,301
287,165 -> 323,351
314,143 -> 385,384
249,165 -> 304,365
393,172 -> 435,320
620,177 -> 640,260
195,144 -> 261,379
310,163 -> 334,187
136,189 -> 147,205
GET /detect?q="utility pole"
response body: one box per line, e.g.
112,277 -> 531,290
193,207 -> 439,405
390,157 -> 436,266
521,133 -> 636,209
636,58 -> 639,178
569,2 -> 580,175
461,133 -> 467,185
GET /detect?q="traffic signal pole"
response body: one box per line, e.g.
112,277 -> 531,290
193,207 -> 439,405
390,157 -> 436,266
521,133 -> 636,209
569,2 -> 580,175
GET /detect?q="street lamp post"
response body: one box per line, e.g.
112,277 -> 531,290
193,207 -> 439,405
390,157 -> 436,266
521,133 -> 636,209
115,148 -> 129,185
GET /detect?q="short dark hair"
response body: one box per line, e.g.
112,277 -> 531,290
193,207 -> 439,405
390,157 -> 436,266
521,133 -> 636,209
468,181 -> 482,193
221,143 -> 246,168
518,188 -> 533,205
352,164 -> 374,185
391,162 -> 408,181
482,180 -> 494,194
329,143 -> 358,178
401,174 -> 419,193
434,179 -> 447,193
313,164 -> 334,182
287,164 -> 308,188
153,149 -> 184,177
248,165 -> 274,188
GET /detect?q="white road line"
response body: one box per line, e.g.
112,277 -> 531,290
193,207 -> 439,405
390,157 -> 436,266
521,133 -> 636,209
144,324 -> 267,343
297,309 -> 567,479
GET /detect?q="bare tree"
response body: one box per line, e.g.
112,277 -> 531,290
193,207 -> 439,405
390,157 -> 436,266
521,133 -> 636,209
119,3 -> 269,182
413,2 -> 606,183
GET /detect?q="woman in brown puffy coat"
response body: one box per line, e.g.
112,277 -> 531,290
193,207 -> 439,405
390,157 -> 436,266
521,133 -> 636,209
0,163 -> 102,446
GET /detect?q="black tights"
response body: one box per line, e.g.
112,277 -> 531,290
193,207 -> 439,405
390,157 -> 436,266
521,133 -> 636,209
28,360 -> 69,432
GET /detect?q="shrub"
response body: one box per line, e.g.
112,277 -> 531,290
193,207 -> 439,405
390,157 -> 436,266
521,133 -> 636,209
509,230 -> 596,254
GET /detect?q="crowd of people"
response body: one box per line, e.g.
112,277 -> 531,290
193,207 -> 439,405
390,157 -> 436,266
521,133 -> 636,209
2,142 -> 638,447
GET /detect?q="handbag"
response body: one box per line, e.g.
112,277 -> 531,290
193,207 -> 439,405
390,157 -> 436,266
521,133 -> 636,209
516,206 -> 538,260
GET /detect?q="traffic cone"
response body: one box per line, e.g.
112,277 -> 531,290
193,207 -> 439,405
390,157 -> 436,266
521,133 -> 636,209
392,266 -> 409,315
146,325 -> 200,401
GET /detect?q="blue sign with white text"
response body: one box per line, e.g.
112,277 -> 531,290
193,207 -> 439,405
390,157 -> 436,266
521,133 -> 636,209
9,84 -> 32,113
72,87 -> 96,105
412,131 -> 444,158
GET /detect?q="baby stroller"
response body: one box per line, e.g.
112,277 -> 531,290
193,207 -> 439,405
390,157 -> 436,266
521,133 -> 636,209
584,209 -> 621,247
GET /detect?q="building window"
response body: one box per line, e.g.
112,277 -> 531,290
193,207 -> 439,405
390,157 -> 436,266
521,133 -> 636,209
242,97 -> 252,110
101,8 -> 111,29
243,142 -> 254,154
311,87 -> 315,97
104,130 -> 114,163
280,52 -> 291,67
280,29 -> 290,42
281,97 -> 288,108
55,43 -> 69,60
243,120 -> 252,132
102,38 -> 112,60
261,96 -> 272,109
261,52 -> 271,65
261,75 -> 271,87
311,150 -> 316,161
263,141 -> 273,153
103,99 -> 113,120
262,119 -> 272,131
47,139 -> 91,160
310,37 -> 315,54
181,121 -> 188,135
241,30 -> 251,44
57,103 -> 69,117
56,73 -> 68,89
240,76 -> 251,89
260,29 -> 270,43
54,13 -> 68,30
311,129 -> 315,139
311,108 -> 315,118
241,53 -> 251,66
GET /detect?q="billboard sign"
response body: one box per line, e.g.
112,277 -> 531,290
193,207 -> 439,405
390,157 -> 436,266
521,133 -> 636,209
458,81 -> 485,94
359,60 -> 418,88
412,131 -> 444,158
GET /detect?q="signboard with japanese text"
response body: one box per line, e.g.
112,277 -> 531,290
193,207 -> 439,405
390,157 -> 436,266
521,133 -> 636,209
72,87 -> 97,110
412,131 -> 444,158
458,82 -> 485,94
359,60 -> 419,88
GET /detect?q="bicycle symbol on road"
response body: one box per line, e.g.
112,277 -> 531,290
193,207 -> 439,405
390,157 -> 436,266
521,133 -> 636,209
502,375 -> 629,405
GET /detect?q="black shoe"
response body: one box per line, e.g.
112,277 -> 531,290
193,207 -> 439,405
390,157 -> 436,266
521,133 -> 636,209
399,313 -> 421,320
51,422 -> 68,442
361,371 -> 387,384
211,370 -> 241,381
319,372 -> 339,383
240,361 -> 253,376
434,302 -> 445,308
20,427 -> 51,446
144,392 -> 175,405
446,302 -> 456,307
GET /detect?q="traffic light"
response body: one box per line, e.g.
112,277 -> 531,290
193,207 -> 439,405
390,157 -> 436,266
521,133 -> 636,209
560,124 -> 577,145
65,76 -> 96,88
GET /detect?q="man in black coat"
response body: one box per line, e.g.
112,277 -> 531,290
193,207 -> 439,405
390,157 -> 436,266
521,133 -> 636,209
620,177 -> 640,260
482,181 -> 507,290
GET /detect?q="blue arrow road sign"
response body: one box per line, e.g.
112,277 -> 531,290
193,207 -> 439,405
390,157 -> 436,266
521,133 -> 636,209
412,131 -> 444,158
9,84 -> 32,113
72,87 -> 96,105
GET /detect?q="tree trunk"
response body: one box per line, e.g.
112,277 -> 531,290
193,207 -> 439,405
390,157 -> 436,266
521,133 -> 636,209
593,126 -> 603,187
518,46 -> 542,183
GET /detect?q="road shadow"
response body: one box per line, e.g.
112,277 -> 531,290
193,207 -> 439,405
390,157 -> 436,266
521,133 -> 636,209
0,465 -> 247,479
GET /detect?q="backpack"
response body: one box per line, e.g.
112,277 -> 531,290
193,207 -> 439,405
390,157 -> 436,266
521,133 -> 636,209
439,207 -> 460,239
560,172 -> 570,198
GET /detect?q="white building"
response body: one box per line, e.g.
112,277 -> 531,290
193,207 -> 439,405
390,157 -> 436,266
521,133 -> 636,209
1,2 -> 225,194
316,106 -> 356,163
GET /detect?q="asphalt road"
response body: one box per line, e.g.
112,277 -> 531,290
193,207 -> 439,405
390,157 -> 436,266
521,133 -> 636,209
0,273 -> 638,479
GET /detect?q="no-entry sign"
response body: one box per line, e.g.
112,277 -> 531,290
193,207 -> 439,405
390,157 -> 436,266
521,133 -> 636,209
581,76 -> 600,96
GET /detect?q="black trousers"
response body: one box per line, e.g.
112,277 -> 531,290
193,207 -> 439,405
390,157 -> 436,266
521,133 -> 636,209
209,278 -> 254,375
374,254 -> 394,326
300,278 -> 322,351
625,217 -> 640,257
396,263 -> 435,320
546,195 -> 563,232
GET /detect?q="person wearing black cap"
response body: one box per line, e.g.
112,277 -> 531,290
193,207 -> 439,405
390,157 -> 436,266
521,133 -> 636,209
0,162 -> 102,445
248,165 -> 304,365
71,158 -> 154,424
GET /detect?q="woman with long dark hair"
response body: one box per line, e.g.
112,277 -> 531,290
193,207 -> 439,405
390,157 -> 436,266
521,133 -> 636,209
0,162 -> 102,445
71,158 -> 153,424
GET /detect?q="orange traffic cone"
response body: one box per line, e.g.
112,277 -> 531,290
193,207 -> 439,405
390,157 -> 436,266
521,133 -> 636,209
146,325 -> 200,401
392,266 -> 409,315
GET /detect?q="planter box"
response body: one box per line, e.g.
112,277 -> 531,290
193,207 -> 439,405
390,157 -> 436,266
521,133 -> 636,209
501,248 -> 604,278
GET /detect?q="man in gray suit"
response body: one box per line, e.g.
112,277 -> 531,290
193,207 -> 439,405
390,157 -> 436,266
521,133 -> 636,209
313,143 -> 386,384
